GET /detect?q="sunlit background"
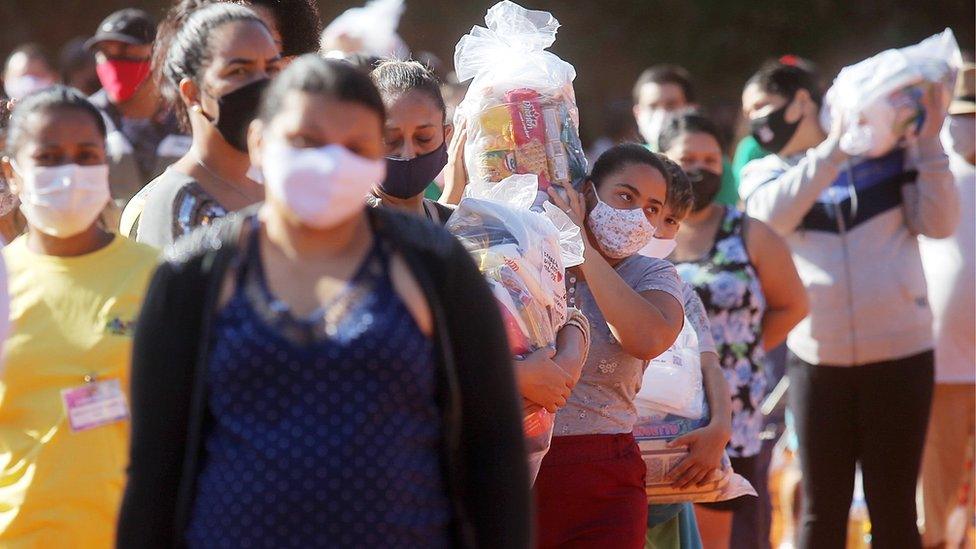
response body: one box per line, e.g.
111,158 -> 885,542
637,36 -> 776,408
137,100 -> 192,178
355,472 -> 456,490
2,0 -> 974,146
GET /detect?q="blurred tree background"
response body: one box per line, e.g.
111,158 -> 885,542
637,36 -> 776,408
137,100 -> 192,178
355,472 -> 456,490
1,0 -> 973,146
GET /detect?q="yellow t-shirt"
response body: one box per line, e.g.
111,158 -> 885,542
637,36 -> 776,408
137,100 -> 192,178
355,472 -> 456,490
0,235 -> 158,548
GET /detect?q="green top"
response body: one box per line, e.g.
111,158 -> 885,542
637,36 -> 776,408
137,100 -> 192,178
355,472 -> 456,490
715,157 -> 739,207
731,135 -> 770,183
424,181 -> 443,201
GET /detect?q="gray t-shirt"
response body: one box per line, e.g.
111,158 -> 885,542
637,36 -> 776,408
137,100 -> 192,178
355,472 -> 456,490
133,169 -> 227,249
555,255 -> 684,436
682,282 -> 717,355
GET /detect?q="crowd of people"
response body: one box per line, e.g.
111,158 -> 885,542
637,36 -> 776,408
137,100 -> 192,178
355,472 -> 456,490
0,1 -> 971,548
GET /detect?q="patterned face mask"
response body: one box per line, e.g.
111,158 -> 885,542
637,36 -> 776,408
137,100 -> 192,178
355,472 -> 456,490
586,193 -> 656,259
0,177 -> 18,217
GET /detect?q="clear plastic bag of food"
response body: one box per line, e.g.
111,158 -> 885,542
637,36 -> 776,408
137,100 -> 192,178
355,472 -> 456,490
633,319 -> 756,505
448,175 -> 583,347
446,174 -> 584,483
453,1 -> 588,208
820,28 -> 962,158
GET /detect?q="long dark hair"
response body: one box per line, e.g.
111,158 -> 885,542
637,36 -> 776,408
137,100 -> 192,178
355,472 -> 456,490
370,60 -> 446,122
157,2 -> 268,130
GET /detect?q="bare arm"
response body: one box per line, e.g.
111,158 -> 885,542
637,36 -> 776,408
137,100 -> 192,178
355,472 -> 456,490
578,245 -> 684,360
553,310 -> 589,384
701,352 -> 732,436
745,216 -> 809,351
439,119 -> 468,206
740,130 -> 849,237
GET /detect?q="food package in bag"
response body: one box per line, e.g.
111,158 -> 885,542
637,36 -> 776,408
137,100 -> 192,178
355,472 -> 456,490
446,174 -> 584,482
820,28 -> 962,158
633,319 -> 757,505
454,1 -> 588,208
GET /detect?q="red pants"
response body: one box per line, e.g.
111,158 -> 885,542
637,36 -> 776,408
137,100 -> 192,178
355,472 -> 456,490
534,433 -> 646,549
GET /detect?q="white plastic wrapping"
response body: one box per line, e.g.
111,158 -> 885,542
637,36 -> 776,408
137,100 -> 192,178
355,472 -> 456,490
320,0 -> 409,59
821,28 -> 962,157
636,317 -> 704,419
633,319 -> 756,505
453,1 -> 588,208
446,174 -> 584,483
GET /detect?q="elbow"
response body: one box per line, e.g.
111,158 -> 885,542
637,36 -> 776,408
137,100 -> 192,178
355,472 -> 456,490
631,346 -> 664,362
627,331 -> 680,362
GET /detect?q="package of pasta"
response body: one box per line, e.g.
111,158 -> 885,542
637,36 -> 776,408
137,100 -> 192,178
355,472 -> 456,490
454,1 -> 588,209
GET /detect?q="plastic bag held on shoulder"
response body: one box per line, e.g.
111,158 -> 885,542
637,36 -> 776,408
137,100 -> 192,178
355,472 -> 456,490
453,1 -> 588,209
446,174 -> 584,484
821,28 -> 962,158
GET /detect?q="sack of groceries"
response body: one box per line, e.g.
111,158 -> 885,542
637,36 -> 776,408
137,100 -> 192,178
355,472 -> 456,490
634,319 -> 757,505
446,174 -> 584,482
820,28 -> 962,158
453,1 -> 588,209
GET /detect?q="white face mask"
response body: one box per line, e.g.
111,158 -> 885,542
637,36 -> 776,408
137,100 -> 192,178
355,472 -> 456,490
3,75 -> 54,101
245,164 -> 264,185
947,115 -> 975,162
14,162 -> 110,237
261,141 -> 385,230
638,236 -> 677,259
586,193 -> 656,259
636,108 -> 672,152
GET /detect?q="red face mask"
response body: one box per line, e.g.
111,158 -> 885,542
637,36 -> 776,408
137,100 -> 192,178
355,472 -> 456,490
96,58 -> 151,103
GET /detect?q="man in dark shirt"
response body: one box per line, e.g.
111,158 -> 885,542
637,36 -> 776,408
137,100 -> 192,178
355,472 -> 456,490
87,8 -> 190,207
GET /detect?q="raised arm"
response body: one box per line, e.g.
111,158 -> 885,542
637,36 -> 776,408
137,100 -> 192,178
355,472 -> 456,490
549,186 -> 684,361
902,84 -> 959,239
439,119 -> 469,206
739,134 -> 849,237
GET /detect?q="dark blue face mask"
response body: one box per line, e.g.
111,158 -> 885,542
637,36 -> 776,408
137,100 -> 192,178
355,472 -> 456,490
379,142 -> 449,199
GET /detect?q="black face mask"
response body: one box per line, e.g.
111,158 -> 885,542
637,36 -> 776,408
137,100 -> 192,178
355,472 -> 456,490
750,95 -> 801,154
380,142 -> 448,199
204,78 -> 269,152
685,168 -> 723,211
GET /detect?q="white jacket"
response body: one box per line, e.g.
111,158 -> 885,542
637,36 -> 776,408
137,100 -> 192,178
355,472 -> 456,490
740,136 -> 958,366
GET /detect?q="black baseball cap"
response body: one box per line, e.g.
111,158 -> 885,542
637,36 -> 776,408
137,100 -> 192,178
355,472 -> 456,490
84,9 -> 157,50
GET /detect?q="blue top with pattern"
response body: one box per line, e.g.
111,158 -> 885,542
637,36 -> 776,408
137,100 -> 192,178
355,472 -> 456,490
674,207 -> 767,458
185,219 -> 451,548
